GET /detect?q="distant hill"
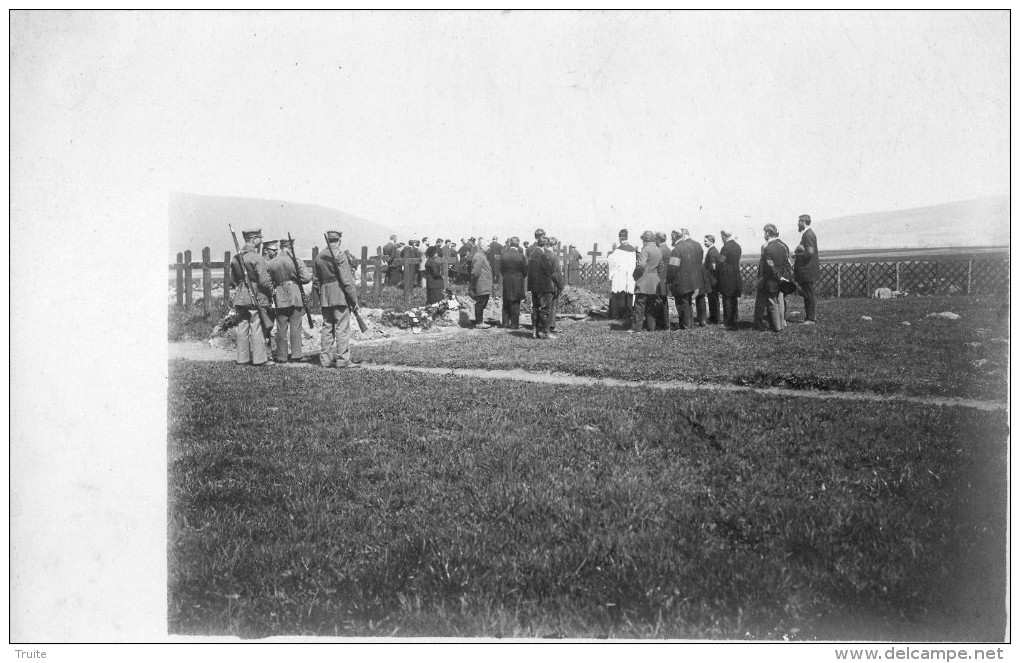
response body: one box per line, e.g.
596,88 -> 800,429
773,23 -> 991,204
169,192 -> 397,261
810,196 -> 1009,252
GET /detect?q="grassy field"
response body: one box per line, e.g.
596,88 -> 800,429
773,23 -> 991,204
351,295 -> 1009,401
168,362 -> 1007,640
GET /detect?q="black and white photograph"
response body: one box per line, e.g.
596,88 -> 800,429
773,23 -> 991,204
9,9 -> 1012,658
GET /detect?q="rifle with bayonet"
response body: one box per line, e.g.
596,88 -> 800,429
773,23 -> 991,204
228,224 -> 273,338
323,233 -> 370,333
287,233 -> 314,328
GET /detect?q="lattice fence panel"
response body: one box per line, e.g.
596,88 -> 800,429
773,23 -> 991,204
581,262 -> 609,283
970,259 -> 1010,295
739,264 -> 756,296
816,263 -> 839,298
867,262 -> 898,294
898,261 -> 939,294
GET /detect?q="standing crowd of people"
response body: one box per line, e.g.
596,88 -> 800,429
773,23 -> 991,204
606,214 -> 819,332
226,215 -> 819,367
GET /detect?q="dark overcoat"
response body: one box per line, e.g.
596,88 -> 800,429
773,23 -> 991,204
500,247 -> 527,301
716,239 -> 743,296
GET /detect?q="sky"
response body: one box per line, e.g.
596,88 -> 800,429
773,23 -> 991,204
10,10 -> 1010,253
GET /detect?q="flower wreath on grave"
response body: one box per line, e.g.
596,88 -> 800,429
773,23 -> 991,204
380,295 -> 460,330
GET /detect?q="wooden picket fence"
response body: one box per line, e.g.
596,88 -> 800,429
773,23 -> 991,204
170,244 -> 1010,314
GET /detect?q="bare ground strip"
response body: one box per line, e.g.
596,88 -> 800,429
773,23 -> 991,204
169,342 -> 1007,412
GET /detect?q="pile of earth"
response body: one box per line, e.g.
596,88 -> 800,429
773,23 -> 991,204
208,304 -> 463,354
456,286 -> 608,319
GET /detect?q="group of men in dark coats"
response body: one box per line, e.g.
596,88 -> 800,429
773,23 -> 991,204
627,228 -> 744,332
623,213 -> 819,333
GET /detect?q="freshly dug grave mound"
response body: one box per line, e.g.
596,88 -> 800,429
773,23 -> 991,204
208,298 -> 465,353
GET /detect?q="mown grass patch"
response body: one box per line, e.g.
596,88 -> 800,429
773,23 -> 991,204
168,362 -> 1006,640
352,295 -> 1008,400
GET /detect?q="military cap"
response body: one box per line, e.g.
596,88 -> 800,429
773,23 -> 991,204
242,227 -> 262,238
262,239 -> 279,251
798,214 -> 811,223
763,223 -> 779,236
278,238 -> 293,247
704,234 -> 716,243
534,228 -> 546,238
326,230 -> 342,240
618,229 -> 628,239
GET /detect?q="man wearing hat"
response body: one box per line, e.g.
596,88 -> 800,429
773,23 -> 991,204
607,229 -> 637,320
527,228 -> 546,261
753,224 -> 793,332
667,228 -> 703,330
383,235 -> 399,285
267,238 -> 313,363
793,214 -> 820,324
527,234 -> 562,339
313,230 -> 361,368
499,237 -> 527,329
655,232 -> 672,331
716,230 -> 743,327
696,234 -> 721,325
230,227 -> 275,366
631,230 -> 663,332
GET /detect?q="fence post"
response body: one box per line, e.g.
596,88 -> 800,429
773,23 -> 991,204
402,258 -> 415,305
967,260 -> 973,295
223,251 -> 232,305
896,262 -> 900,292
837,263 -> 842,298
183,250 -> 193,306
374,247 -> 385,297
865,262 -> 871,297
202,247 -> 212,316
360,246 -> 369,297
176,252 -> 184,307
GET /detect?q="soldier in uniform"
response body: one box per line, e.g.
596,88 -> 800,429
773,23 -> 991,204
267,237 -> 313,363
313,230 -> 361,368
230,227 -> 275,366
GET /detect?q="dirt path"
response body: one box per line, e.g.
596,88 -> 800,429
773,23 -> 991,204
169,342 -> 1008,412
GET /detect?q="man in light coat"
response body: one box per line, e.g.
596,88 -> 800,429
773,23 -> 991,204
267,237 -> 313,363
468,243 -> 494,328
313,230 -> 361,367
632,231 -> 662,332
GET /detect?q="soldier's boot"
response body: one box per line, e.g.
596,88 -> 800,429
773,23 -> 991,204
320,352 -> 334,368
